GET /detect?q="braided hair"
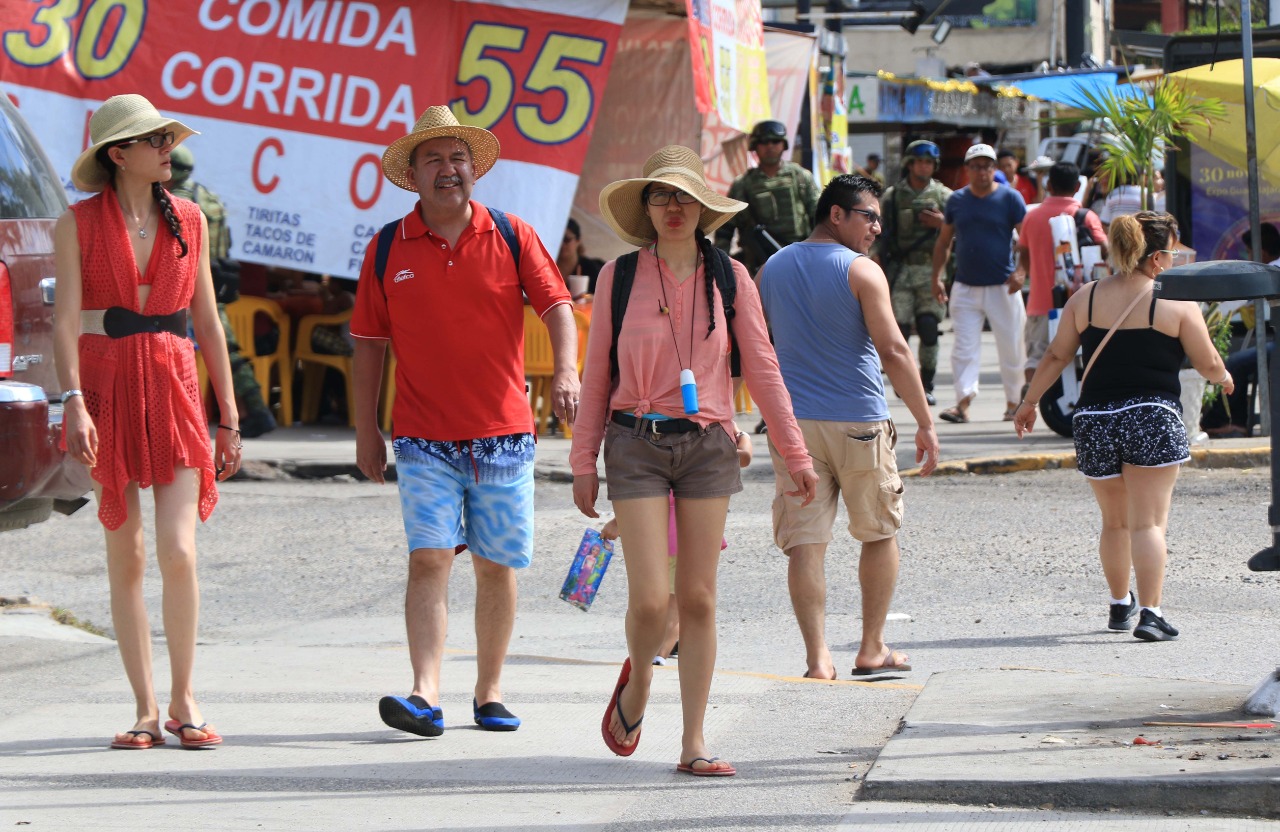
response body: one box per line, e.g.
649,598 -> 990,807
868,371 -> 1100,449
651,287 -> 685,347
94,144 -> 190,258
152,181 -> 188,258
696,230 -> 721,340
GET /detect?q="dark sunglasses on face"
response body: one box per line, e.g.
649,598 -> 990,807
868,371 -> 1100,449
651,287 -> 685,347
846,206 -> 882,226
646,189 -> 699,206
118,131 -> 176,149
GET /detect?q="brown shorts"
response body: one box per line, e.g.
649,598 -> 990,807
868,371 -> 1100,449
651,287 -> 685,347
769,418 -> 904,549
604,420 -> 743,501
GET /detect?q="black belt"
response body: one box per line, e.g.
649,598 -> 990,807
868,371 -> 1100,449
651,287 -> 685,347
611,411 -> 702,436
102,307 -> 187,339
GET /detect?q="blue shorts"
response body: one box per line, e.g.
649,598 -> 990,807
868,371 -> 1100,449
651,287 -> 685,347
1072,396 -> 1191,480
392,434 -> 536,568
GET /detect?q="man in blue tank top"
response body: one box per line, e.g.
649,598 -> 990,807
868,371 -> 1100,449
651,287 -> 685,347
759,174 -> 940,680
929,144 -> 1028,424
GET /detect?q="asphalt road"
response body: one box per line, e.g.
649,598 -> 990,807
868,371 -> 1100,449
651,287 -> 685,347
0,467 -> 1276,829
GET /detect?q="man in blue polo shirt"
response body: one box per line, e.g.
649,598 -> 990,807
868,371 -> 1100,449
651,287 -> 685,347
930,144 -> 1027,424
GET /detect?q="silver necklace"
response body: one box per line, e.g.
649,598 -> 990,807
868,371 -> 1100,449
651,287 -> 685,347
129,203 -> 155,238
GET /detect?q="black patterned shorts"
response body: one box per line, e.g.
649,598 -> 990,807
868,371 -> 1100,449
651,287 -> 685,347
1072,395 -> 1191,480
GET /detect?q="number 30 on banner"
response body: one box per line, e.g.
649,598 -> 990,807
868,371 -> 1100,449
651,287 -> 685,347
450,23 -> 606,146
4,0 -> 144,80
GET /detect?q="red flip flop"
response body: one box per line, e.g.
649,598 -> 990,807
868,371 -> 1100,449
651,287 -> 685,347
110,729 -> 165,749
601,658 -> 643,757
676,756 -> 737,777
164,720 -> 223,748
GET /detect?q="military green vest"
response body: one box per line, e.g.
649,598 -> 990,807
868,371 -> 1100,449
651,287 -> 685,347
877,177 -> 952,267
171,180 -> 230,261
718,162 -> 819,270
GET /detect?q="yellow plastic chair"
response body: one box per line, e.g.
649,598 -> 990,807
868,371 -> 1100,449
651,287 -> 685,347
379,351 -> 396,434
194,349 -> 213,420
222,296 -> 293,426
295,309 -> 355,426
559,309 -> 592,439
524,306 -> 557,435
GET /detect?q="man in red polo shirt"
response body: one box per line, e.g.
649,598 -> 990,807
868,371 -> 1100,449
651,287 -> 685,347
351,106 -> 578,738
1016,161 -> 1107,391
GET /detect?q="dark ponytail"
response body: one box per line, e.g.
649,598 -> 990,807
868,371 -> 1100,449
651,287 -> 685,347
153,181 -> 188,258
696,231 -> 718,340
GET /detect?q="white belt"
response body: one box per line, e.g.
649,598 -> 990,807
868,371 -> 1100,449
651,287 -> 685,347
81,310 -> 108,336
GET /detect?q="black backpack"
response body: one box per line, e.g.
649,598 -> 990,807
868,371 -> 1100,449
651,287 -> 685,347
609,246 -> 740,383
373,207 -> 520,285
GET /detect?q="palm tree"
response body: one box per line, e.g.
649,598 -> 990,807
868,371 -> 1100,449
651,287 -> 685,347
1055,76 -> 1226,211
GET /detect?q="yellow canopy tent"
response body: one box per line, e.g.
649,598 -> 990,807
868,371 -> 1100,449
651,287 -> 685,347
1170,58 -> 1280,186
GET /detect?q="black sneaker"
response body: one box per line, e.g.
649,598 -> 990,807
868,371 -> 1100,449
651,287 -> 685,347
925,390 -> 937,406
1108,592 -> 1137,630
1133,609 -> 1179,641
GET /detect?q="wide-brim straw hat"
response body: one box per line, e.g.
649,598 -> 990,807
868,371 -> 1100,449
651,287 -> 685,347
599,145 -> 747,247
70,94 -> 197,193
381,106 -> 500,191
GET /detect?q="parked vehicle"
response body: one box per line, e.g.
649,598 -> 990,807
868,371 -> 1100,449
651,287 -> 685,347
0,92 -> 91,531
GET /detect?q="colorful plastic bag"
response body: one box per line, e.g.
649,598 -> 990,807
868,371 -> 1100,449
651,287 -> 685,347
560,528 -> 615,612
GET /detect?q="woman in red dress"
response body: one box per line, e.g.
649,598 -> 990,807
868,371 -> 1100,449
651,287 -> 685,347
53,94 -> 241,749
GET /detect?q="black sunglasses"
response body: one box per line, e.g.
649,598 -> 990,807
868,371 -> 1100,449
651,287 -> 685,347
846,207 -> 882,226
118,131 -> 176,149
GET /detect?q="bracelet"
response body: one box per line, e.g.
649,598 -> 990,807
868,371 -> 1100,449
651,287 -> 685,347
60,389 -> 83,404
1019,399 -> 1038,408
1216,371 -> 1231,385
217,424 -> 241,437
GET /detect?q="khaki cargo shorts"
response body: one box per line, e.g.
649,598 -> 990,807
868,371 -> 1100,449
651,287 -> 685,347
768,418 -> 904,549
1025,314 -> 1050,370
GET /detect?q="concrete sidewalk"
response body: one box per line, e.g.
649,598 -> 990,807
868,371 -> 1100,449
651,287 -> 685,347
863,668 -> 1280,816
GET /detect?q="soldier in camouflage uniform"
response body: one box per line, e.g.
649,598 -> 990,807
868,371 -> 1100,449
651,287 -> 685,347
715,120 -> 820,275
873,140 -> 952,405
167,146 -> 276,437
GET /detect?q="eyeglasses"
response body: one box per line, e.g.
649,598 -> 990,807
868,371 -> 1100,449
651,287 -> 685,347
646,190 -> 699,206
757,138 -> 785,145
118,131 -> 176,149
846,207 -> 882,226
1156,250 -> 1180,256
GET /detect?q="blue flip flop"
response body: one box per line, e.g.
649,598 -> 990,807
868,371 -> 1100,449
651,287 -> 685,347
472,699 -> 521,731
379,695 -> 444,737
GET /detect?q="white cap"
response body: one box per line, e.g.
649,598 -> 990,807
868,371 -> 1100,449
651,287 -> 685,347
1028,155 -> 1055,170
964,143 -> 997,163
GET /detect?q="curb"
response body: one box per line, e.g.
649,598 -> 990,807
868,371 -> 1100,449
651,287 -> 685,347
903,446 -> 1271,478
235,459 -> 578,483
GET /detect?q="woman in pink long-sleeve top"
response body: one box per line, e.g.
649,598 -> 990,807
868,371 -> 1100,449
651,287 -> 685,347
570,146 -> 818,777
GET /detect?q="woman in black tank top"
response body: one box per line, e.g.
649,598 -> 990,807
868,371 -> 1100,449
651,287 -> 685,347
1011,212 -> 1232,642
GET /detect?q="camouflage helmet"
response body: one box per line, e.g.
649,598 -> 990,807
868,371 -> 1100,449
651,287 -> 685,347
169,143 -> 195,185
749,120 -> 788,151
904,140 -> 941,160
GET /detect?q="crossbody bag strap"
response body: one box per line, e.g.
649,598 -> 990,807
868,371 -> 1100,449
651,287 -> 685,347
1080,285 -> 1152,387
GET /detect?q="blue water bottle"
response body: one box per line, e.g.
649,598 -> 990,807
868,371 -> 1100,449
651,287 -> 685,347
680,369 -> 699,414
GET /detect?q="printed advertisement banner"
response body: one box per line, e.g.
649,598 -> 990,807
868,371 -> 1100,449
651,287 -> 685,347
1,0 -> 627,278
1188,144 -> 1280,262
684,0 -> 769,132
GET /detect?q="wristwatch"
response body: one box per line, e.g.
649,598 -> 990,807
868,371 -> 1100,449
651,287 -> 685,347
60,389 -> 83,404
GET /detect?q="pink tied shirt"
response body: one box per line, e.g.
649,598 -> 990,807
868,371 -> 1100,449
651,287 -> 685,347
570,248 -> 811,478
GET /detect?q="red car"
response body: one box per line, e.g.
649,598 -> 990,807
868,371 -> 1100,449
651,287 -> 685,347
0,93 -> 91,531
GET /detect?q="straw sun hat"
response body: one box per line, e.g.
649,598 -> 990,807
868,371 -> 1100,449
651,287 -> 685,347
599,145 -> 747,247
70,94 -> 197,193
381,106 -> 501,191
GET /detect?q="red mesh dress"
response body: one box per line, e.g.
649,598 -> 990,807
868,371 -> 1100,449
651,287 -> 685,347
71,186 -> 217,530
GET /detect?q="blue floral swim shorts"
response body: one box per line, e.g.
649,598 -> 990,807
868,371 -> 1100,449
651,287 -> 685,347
392,434 -> 536,568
